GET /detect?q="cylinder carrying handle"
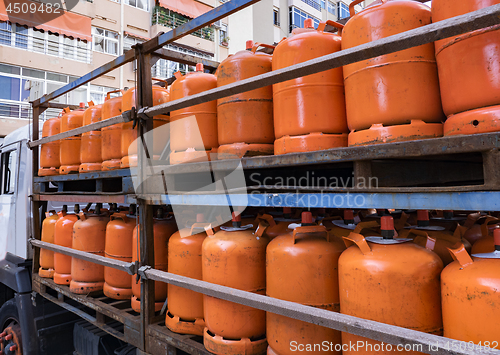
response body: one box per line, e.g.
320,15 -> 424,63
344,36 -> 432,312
251,42 -> 276,54
106,89 -> 124,100
481,216 -> 499,237
447,242 -> 474,268
343,232 -> 372,255
292,225 -> 329,244
317,20 -> 344,35
408,229 -> 436,251
110,212 -> 129,223
353,220 -> 379,234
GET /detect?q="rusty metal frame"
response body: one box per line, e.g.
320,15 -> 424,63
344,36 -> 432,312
27,2 -> 500,355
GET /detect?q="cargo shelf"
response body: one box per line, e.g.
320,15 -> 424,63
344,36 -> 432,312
32,274 -> 142,348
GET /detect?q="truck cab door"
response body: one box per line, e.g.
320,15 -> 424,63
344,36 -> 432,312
0,143 -> 20,260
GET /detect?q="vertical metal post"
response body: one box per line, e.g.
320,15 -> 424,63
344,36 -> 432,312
31,105 -> 46,274
136,44 -> 156,353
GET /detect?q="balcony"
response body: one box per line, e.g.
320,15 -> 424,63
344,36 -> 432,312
152,6 -> 214,42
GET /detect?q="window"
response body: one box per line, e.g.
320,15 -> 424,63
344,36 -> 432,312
0,63 -> 98,120
0,22 -> 90,63
14,25 -> 28,49
338,2 -> 349,19
0,76 -> 21,101
0,22 -> 28,48
327,1 -> 336,15
92,27 -> 119,55
2,150 -> 18,195
90,85 -> 117,105
219,23 -> 228,46
321,0 -> 326,9
123,35 -> 143,53
0,21 -> 12,46
273,9 -> 280,26
124,0 -> 149,11
289,7 -> 320,33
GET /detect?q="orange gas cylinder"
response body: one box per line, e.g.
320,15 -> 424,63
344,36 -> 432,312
70,204 -> 108,294
273,19 -> 348,155
101,90 -> 124,171
202,214 -> 270,355
217,41 -> 274,159
166,213 -> 209,335
59,103 -> 86,174
170,64 -> 218,164
463,215 -> 500,246
261,208 -> 300,240
131,208 -> 177,313
39,210 -> 59,278
433,0 -> 500,133
267,212 -> 343,355
80,101 -> 103,172
323,210 -> 379,245
339,216 -> 443,355
441,238 -> 500,345
121,80 -> 170,168
399,210 -> 471,265
430,210 -> 465,231
342,0 -> 444,146
53,205 -> 79,285
471,221 -> 500,254
103,206 -> 136,299
39,114 -> 61,176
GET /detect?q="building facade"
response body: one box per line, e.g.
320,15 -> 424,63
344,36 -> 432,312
227,0 -> 363,54
0,0 -> 229,136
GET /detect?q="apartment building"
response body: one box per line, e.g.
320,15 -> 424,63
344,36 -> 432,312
0,0 -> 229,136
227,0 -> 363,54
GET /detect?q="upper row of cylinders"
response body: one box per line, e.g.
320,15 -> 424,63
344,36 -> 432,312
39,0 -> 500,170
39,206 -> 500,355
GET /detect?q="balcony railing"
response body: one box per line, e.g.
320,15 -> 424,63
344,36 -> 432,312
301,0 -> 321,11
152,6 -> 215,42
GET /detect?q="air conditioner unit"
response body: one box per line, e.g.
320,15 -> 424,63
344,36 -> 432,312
214,20 -> 222,28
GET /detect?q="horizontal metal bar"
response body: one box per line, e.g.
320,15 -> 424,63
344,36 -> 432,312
34,169 -> 132,183
143,4 -> 500,117
30,239 -> 136,275
141,268 -> 499,355
138,192 -> 500,211
33,194 -> 127,203
28,113 -> 128,148
159,132 -> 500,174
142,0 -> 260,54
33,50 -> 136,107
39,103 -> 79,110
153,48 -> 219,71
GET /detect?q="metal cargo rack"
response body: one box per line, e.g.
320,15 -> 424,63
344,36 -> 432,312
28,1 -> 500,354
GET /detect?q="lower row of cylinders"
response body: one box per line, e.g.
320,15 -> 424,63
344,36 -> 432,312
39,206 -> 500,355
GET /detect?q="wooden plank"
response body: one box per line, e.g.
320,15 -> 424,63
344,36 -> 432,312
30,240 -> 135,275
142,268 -> 500,355
148,324 -> 211,355
143,4 -> 500,117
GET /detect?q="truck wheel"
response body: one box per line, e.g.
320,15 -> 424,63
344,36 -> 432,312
0,300 -> 22,354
